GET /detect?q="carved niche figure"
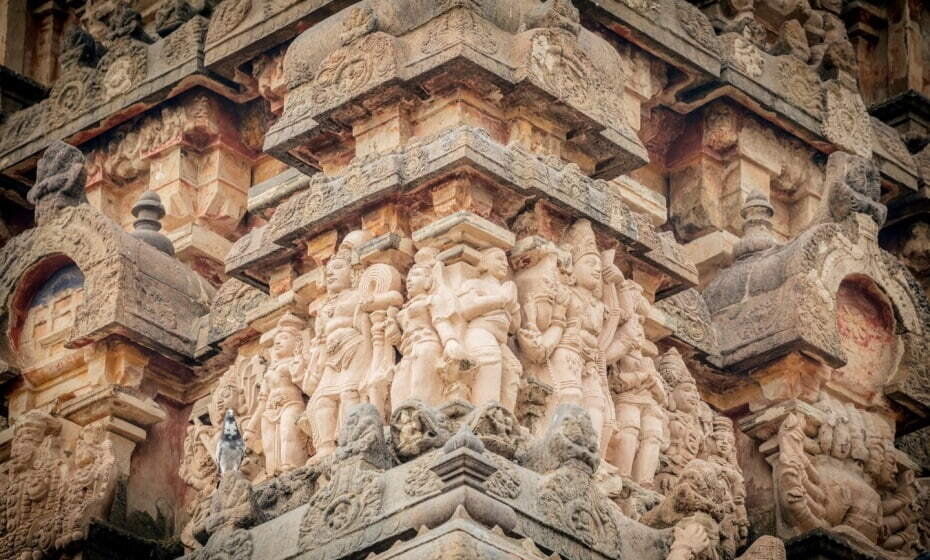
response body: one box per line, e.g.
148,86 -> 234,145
28,141 -> 88,224
513,239 -> 571,430
246,313 -> 311,476
0,411 -> 65,560
467,402 -> 529,460
608,281 -> 668,487
305,231 -> 382,457
455,247 -> 523,409
56,422 -> 118,550
357,262 -> 404,418
704,416 -> 749,556
655,348 -> 711,494
389,399 -> 453,462
389,248 -> 469,409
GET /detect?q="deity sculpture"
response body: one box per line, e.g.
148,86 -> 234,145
0,411 -> 65,560
455,247 -> 522,409
246,313 -> 311,475
655,348 -> 710,494
519,219 -> 626,452
387,248 -> 466,409
608,281 -> 668,487
704,416 -> 749,556
57,422 -> 118,550
514,240 -> 571,429
305,231 -> 376,457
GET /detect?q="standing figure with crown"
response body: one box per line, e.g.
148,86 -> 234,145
548,219 -> 626,452
304,231 -> 376,458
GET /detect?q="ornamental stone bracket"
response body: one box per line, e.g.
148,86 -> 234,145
265,0 -> 652,181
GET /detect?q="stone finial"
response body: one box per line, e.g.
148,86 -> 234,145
733,190 -> 776,260
131,190 -> 175,255
29,141 -> 88,224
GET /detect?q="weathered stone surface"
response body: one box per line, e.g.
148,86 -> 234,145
1,1 -> 929,559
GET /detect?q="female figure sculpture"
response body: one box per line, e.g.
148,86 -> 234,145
246,313 -> 310,475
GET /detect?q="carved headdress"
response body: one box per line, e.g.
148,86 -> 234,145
657,347 -> 696,389
276,312 -> 306,334
561,219 -> 599,265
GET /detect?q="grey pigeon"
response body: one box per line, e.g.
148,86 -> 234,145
215,409 -> 246,475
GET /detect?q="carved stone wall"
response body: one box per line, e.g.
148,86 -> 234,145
0,1 -> 928,560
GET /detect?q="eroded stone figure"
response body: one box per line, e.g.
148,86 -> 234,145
246,313 -> 311,475
390,399 -> 453,462
456,247 -> 522,409
0,411 -> 65,560
57,422 -> 118,551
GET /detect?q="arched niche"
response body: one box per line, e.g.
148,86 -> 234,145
831,274 -> 904,403
9,256 -> 86,371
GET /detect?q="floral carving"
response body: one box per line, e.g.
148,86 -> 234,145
676,0 -> 719,52
206,0 -> 252,45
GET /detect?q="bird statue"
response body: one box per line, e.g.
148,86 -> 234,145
215,409 -> 246,475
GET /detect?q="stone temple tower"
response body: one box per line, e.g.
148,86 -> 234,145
0,1 -> 929,559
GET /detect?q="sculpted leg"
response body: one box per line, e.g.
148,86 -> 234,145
339,389 -> 361,430
312,396 -> 339,457
279,406 -> 309,471
261,415 -> 278,476
632,409 -> 664,486
409,343 -> 443,406
551,349 -> 583,406
613,404 -> 642,478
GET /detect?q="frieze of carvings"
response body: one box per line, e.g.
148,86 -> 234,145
721,33 -> 764,78
0,413 -> 118,559
776,57 -> 822,118
822,81 -> 874,159
159,16 -> 209,66
204,278 -> 271,348
255,126 -> 685,279
298,404 -> 389,551
655,290 -> 718,357
86,92 -> 231,185
270,0 -> 650,179
402,452 -> 444,497
97,40 -> 148,101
